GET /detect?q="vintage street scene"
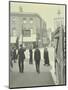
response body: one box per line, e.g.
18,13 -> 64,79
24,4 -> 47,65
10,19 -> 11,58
9,2 -> 66,88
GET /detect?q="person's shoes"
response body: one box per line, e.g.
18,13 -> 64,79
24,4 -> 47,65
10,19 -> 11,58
19,69 -> 21,73
20,71 -> 24,73
21,71 -> 24,73
21,69 -> 24,73
11,63 -> 13,68
31,62 -> 33,64
36,69 -> 38,72
29,62 -> 33,64
37,70 -> 40,74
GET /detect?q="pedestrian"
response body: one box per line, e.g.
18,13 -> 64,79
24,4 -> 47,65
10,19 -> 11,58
13,46 -> 16,63
29,48 -> 33,64
16,48 -> 18,60
10,47 -> 14,68
43,47 -> 50,66
18,44 -> 26,73
34,46 -> 41,73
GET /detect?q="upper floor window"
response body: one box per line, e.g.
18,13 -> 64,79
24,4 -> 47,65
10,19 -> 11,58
11,27 -> 16,36
23,18 -> 26,23
30,18 -> 33,23
12,16 -> 16,21
23,30 -> 31,37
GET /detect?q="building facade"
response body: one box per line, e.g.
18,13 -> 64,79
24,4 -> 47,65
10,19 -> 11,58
51,10 -> 66,85
51,17 -> 65,84
10,12 -> 49,49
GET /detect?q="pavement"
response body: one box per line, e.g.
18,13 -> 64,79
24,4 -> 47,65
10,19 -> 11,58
9,47 -> 55,88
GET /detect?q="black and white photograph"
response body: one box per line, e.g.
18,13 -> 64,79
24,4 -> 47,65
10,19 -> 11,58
9,1 -> 66,88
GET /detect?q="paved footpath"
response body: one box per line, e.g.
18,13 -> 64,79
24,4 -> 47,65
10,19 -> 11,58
10,58 -> 55,88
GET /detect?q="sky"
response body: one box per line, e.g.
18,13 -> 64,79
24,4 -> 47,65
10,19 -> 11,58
10,2 -> 65,32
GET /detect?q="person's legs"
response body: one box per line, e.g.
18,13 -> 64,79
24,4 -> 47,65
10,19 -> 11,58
10,59 -> 13,68
46,56 -> 50,66
18,60 -> 21,72
14,59 -> 16,63
47,59 -> 50,66
38,61 -> 40,73
31,59 -> 33,64
36,60 -> 40,73
29,58 -> 33,64
31,56 -> 33,64
35,61 -> 38,72
37,63 -> 38,72
22,60 -> 24,73
44,59 -> 46,65
30,59 -> 33,64
29,58 -> 31,64
14,55 -> 16,63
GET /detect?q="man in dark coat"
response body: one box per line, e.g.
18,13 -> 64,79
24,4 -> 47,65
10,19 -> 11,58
29,48 -> 33,64
18,44 -> 25,73
34,47 -> 41,73
44,48 -> 50,66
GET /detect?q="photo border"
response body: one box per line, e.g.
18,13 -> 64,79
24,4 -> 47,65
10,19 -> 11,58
9,1 -> 67,89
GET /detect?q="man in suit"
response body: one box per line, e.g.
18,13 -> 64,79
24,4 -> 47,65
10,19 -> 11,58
18,44 -> 25,73
34,46 -> 41,73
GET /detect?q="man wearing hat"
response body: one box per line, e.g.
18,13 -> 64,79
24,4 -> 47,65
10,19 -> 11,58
18,44 -> 25,73
34,45 -> 41,73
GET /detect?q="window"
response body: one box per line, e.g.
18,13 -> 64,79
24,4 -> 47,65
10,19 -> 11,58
30,18 -> 33,23
12,16 -> 16,22
11,27 -> 16,36
12,27 -> 16,30
23,18 -> 26,23
23,30 -> 31,37
13,30 -> 16,36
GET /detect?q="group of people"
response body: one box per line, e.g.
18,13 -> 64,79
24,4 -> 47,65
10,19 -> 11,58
10,46 -> 17,68
10,44 -> 50,74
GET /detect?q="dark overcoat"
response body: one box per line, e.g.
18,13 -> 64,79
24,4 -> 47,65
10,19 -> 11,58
44,49 -> 49,64
13,48 -> 16,59
34,49 -> 41,62
18,48 -> 25,61
29,49 -> 33,59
